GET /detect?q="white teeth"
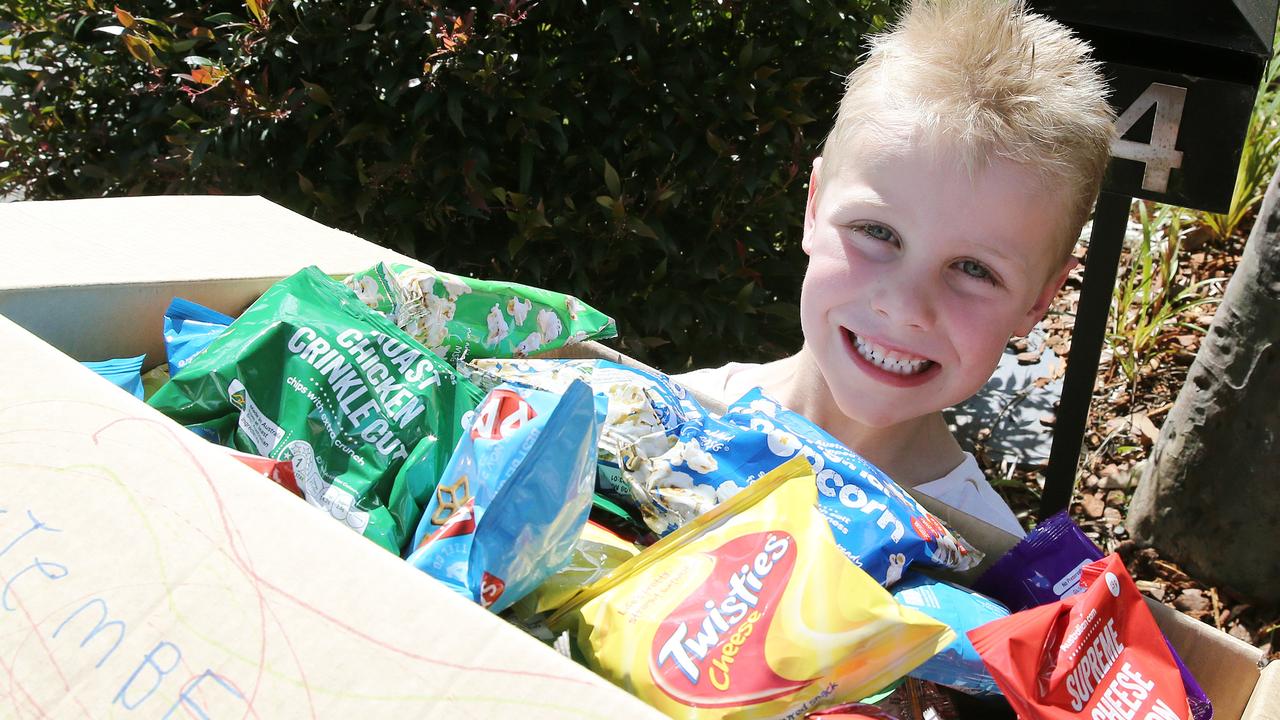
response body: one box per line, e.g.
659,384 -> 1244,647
853,335 -> 931,376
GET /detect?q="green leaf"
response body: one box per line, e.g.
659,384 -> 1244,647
604,159 -> 620,197
508,233 -> 527,258
121,34 -> 159,66
629,217 -> 658,240
302,80 -> 333,108
447,93 -> 464,134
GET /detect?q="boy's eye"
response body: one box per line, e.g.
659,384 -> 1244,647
857,223 -> 898,244
957,259 -> 997,284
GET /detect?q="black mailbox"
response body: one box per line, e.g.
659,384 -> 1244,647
1030,0 -> 1276,212
1023,1 -> 1278,514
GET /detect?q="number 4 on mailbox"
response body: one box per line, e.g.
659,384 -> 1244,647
1111,82 -> 1188,194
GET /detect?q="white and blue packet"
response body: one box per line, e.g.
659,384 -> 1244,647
465,358 -> 981,587
404,380 -> 604,614
890,571 -> 1009,695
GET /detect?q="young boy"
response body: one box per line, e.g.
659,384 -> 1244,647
675,0 -> 1115,537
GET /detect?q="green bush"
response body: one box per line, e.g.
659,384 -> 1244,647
1,0 -> 893,369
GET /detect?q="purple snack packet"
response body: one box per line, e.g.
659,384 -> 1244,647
973,510 -> 1213,720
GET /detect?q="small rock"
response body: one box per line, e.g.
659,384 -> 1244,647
1106,490 -> 1127,507
1080,494 -> 1105,519
1228,624 -> 1253,642
1173,588 -> 1211,614
1016,351 -> 1042,365
1009,337 -> 1029,352
1135,580 -> 1166,602
1103,507 -> 1123,526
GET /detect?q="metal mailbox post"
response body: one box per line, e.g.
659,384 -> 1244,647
1025,1 -> 1279,516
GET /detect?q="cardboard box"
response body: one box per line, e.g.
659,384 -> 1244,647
0,196 -> 666,718
1,195 -> 1274,718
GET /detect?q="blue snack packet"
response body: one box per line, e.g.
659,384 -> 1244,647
891,571 -> 1008,695
163,297 -> 234,373
81,355 -> 146,399
974,510 -> 1213,720
405,380 -> 604,613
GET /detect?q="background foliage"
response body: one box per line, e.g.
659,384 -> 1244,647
1,0 -> 894,369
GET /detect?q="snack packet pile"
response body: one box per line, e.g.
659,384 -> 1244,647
345,261 -> 616,364
550,456 -> 954,719
974,511 -> 1212,719
405,381 -> 604,613
149,266 -> 485,552
969,554 -> 1191,720
469,359 -> 981,586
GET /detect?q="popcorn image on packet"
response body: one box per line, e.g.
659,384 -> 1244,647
890,571 -> 1008,696
148,266 -> 485,553
549,456 -> 954,720
467,359 -> 981,586
974,511 -> 1212,720
405,380 -> 604,613
163,296 -> 234,373
343,261 -> 617,364
968,553 -> 1191,720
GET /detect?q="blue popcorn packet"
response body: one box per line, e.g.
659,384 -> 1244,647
81,355 -> 146,399
405,380 -> 604,614
163,297 -> 234,373
467,359 -> 981,587
890,571 -> 1008,695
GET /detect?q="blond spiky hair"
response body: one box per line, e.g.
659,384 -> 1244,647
821,0 -> 1116,256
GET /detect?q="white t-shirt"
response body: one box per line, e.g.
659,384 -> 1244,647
673,363 -> 1026,538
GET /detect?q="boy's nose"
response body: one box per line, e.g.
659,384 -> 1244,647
869,274 -> 936,332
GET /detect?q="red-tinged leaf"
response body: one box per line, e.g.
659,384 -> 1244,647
121,34 -> 158,66
246,0 -> 267,23
114,6 -> 136,28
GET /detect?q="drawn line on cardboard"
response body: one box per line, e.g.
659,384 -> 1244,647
87,414 -> 605,687
3,453 -> 317,720
0,396 -> 611,716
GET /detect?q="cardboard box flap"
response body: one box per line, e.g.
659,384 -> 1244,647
1148,598 -> 1265,720
0,315 -> 665,718
0,196 -> 414,365
1244,661 -> 1280,720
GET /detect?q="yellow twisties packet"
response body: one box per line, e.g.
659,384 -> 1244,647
550,456 -> 954,719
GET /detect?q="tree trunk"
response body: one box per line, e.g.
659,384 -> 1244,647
1127,170 -> 1280,604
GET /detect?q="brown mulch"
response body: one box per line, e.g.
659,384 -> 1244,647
974,210 -> 1280,664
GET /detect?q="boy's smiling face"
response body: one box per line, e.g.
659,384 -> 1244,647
799,141 -> 1076,429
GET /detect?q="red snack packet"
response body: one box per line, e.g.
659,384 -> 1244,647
967,554 -> 1189,720
224,447 -> 303,497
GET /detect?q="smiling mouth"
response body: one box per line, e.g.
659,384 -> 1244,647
847,330 -> 936,376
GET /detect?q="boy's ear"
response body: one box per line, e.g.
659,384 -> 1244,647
1017,255 -> 1078,336
802,157 -> 823,255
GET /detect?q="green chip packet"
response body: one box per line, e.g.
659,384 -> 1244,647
344,261 -> 617,364
148,266 -> 485,553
